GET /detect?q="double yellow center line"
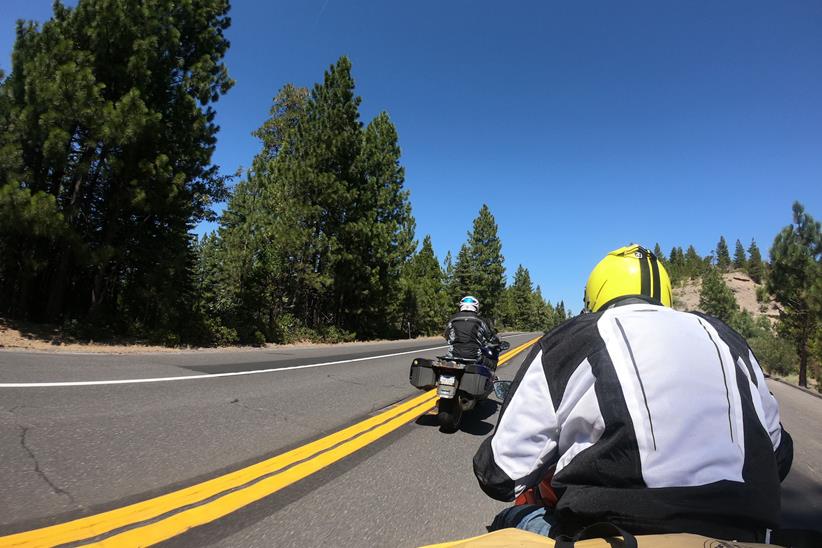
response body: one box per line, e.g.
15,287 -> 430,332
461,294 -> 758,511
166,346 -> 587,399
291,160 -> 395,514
0,336 -> 541,547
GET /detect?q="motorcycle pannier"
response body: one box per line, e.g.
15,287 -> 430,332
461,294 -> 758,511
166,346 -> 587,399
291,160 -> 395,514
409,358 -> 437,390
460,365 -> 493,397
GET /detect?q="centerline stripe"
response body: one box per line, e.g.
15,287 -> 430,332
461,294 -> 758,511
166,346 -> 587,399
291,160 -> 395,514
0,335 -> 541,548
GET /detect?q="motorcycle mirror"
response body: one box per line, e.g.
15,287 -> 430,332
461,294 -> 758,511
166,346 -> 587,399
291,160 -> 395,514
493,380 -> 513,401
499,341 -> 511,351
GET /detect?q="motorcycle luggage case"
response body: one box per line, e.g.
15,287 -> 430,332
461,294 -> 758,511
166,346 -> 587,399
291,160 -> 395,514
460,364 -> 493,397
409,358 -> 437,390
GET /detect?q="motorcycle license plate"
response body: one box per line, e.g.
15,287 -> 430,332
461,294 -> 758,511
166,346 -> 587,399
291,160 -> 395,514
439,375 -> 457,386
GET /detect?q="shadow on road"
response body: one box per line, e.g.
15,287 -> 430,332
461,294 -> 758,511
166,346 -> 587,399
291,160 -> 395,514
414,398 -> 499,436
781,467 -> 822,532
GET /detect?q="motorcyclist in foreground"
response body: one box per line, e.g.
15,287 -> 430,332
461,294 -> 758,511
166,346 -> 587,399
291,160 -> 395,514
444,296 -> 501,369
473,244 -> 793,542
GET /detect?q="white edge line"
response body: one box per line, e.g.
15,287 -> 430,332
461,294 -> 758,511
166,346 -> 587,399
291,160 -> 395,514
0,334 -> 531,389
0,345 -> 451,388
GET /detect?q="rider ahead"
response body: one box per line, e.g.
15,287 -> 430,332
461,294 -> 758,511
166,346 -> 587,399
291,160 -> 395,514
473,245 -> 793,542
444,296 -> 501,369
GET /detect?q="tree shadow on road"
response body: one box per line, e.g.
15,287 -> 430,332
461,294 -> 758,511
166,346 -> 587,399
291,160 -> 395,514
781,467 -> 822,532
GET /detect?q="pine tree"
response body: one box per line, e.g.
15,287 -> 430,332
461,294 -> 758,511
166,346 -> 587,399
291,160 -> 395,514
653,243 -> 666,262
716,236 -> 731,271
768,202 -> 821,387
508,265 -> 538,330
747,239 -> 764,284
0,0 -> 233,338
733,239 -> 747,270
555,301 -> 567,324
684,245 -> 703,279
700,267 -> 738,323
442,250 -> 455,306
198,83 -> 308,343
201,57 -> 415,342
341,111 -> 416,336
466,204 -> 506,321
399,235 -> 447,336
533,286 -> 555,331
451,243 -> 475,306
668,246 -> 684,284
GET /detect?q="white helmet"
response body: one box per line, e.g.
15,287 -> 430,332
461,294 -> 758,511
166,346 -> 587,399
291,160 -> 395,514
459,295 -> 480,313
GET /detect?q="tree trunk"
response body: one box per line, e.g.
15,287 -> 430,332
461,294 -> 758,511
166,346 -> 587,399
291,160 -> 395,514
45,252 -> 70,321
799,343 -> 808,388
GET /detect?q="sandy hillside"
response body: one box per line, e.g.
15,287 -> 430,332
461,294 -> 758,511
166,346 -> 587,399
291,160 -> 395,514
673,271 -> 780,321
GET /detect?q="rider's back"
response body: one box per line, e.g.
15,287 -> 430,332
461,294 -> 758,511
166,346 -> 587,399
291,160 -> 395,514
445,310 -> 495,360
476,303 -> 791,541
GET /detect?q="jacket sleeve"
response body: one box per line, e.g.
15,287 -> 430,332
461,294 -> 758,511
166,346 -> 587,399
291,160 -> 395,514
748,347 -> 793,481
473,346 -> 560,501
484,318 -> 500,345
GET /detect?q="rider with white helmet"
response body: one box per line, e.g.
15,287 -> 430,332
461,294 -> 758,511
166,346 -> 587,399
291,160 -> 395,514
444,296 -> 500,368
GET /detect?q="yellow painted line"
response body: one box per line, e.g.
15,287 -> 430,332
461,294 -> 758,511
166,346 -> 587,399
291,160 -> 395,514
497,335 -> 541,367
0,334 -> 541,548
0,392 -> 436,548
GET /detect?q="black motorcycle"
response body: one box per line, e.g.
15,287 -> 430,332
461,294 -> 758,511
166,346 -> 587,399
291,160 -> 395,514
409,341 -> 510,432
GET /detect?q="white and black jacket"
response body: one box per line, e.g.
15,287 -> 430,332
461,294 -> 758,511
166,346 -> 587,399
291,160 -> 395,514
473,302 -> 793,540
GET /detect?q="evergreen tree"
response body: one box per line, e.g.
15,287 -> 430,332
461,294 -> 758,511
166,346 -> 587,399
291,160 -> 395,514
450,243 -> 475,306
198,83 -> 308,343
768,202 -> 821,387
496,286 -> 515,329
555,301 -> 567,324
508,265 -> 538,330
533,286 -> 556,331
684,245 -> 703,279
733,239 -> 747,270
399,235 -> 447,336
747,239 -> 764,284
653,243 -> 666,262
0,0 -> 233,338
466,204 -> 506,321
668,246 -> 684,284
716,236 -> 731,271
252,84 -> 309,163
699,267 -> 738,323
442,250 -> 455,307
341,111 -> 416,336
201,57 -> 415,342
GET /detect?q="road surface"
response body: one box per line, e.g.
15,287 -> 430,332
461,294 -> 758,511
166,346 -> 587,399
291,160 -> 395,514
0,332 -> 819,546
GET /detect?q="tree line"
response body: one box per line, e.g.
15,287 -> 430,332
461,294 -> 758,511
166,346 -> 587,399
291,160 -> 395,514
654,204 -> 821,389
0,0 -> 233,343
0,1 -> 560,346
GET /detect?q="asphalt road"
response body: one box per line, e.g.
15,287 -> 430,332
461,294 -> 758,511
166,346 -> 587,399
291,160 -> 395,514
1,333 -> 820,547
0,333 -> 537,540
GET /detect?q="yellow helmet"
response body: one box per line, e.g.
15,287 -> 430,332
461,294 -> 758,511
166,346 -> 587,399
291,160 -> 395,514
584,244 -> 672,313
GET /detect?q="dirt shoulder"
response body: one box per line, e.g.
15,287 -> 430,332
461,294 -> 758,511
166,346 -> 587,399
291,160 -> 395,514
0,317 -> 442,355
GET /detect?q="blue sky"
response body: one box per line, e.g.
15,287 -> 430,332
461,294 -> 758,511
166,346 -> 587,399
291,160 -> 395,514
2,1 -> 821,311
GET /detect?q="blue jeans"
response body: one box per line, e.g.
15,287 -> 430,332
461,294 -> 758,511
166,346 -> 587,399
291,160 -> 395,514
490,505 -> 555,537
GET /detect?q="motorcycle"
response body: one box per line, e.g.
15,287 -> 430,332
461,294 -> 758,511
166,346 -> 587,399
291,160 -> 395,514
409,340 -> 510,432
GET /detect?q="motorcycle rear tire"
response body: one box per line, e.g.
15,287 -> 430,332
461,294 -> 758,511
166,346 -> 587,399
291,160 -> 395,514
437,397 -> 463,433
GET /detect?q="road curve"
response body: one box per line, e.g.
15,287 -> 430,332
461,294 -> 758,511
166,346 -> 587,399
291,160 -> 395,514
0,333 -> 539,543
1,333 -> 820,547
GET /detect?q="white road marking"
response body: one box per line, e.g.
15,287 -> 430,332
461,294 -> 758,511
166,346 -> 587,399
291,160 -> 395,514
0,345 -> 452,388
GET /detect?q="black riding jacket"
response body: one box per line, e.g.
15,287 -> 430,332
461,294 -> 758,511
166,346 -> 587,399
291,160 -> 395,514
443,310 -> 499,360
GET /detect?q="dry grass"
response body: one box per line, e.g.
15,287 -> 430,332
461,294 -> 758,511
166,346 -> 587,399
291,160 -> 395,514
0,317 -> 440,354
